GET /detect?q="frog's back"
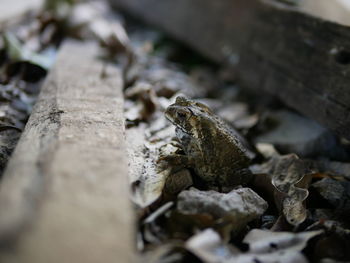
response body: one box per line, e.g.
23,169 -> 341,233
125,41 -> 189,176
193,121 -> 250,185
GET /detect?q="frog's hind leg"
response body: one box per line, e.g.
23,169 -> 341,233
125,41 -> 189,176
234,168 -> 254,185
219,168 -> 253,190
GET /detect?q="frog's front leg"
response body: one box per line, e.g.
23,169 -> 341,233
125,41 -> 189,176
157,154 -> 195,170
168,139 -> 184,150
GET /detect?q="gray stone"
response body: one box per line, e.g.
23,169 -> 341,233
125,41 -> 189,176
177,188 -> 268,225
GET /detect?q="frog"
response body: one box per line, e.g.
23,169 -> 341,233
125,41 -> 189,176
160,96 -> 253,189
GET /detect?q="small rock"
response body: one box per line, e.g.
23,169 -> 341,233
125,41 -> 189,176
177,188 -> 268,226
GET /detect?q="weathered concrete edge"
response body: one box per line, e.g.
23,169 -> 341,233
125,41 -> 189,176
0,40 -> 135,263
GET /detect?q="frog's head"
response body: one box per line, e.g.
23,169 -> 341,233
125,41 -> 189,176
165,96 -> 214,137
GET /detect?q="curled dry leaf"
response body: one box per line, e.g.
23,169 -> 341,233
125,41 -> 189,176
177,188 -> 268,232
270,154 -> 312,192
263,154 -> 314,225
282,190 -> 309,227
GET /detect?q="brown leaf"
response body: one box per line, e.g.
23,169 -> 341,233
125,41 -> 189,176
258,154 -> 314,225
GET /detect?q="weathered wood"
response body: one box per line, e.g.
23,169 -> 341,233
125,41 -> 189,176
111,0 -> 350,139
0,41 -> 134,263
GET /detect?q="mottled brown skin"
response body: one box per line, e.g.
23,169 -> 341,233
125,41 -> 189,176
163,96 -> 252,188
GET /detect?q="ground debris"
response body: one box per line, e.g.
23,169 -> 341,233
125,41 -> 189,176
177,188 -> 267,229
2,0 -> 350,262
252,154 -> 315,225
115,5 -> 350,263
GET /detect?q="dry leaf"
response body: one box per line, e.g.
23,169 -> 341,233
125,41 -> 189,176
265,154 -> 314,225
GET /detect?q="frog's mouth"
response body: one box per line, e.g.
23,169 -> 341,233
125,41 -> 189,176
165,116 -> 194,138
165,105 -> 195,136
165,115 -> 190,135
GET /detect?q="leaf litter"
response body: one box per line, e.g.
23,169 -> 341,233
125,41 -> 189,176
0,0 -> 134,176
117,10 -> 350,263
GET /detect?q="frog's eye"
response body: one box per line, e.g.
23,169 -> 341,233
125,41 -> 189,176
175,96 -> 188,104
176,111 -> 187,121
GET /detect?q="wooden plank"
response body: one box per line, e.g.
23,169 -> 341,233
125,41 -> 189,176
110,0 -> 350,139
0,41 -> 134,263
